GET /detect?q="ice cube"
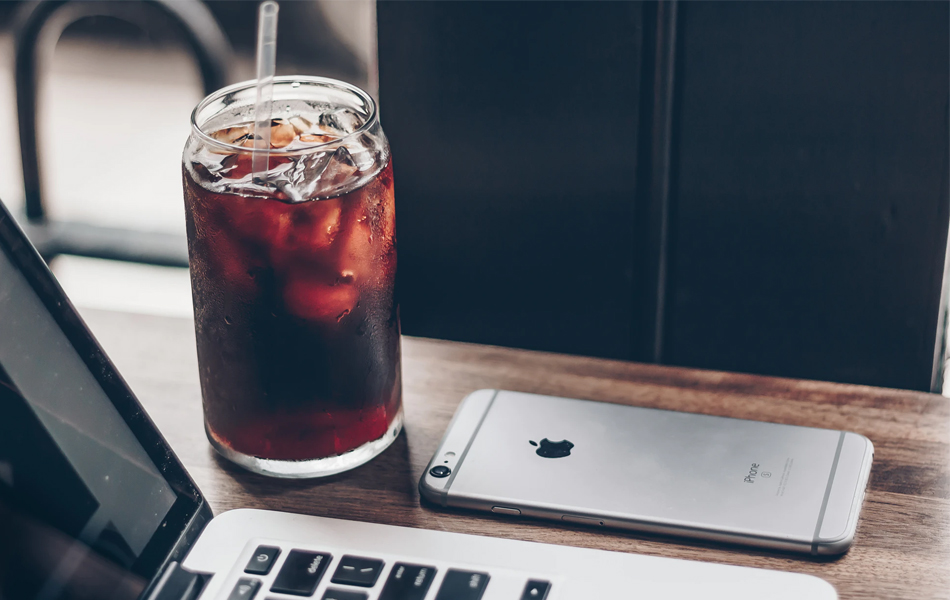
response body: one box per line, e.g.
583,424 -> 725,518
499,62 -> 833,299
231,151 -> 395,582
315,146 -> 361,193
189,160 -> 216,183
266,200 -> 342,260
343,136 -> 378,171
325,146 -> 360,179
289,116 -> 312,135
269,119 -> 296,148
300,133 -> 334,145
273,151 -> 332,202
241,133 -> 263,148
309,201 -> 344,249
228,196 -> 284,244
319,108 -> 363,135
211,125 -> 251,145
269,146 -> 360,202
335,215 -> 374,272
282,273 -> 359,322
204,153 -> 240,177
189,148 -> 241,190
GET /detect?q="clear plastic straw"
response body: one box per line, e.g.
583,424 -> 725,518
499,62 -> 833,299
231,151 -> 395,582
251,1 -> 279,181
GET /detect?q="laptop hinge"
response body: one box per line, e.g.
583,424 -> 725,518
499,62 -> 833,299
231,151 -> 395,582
145,562 -> 208,600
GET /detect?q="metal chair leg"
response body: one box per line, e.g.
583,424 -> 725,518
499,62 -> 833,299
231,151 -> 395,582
13,0 -> 232,267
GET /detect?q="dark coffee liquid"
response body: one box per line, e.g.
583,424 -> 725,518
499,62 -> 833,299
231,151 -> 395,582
183,130 -> 399,461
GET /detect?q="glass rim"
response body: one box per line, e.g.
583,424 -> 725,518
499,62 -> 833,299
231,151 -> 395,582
189,75 -> 379,156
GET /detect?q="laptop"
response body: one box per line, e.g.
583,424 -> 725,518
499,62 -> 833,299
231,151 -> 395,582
0,199 -> 837,600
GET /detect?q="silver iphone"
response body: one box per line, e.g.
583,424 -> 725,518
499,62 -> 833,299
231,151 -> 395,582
420,389 -> 873,555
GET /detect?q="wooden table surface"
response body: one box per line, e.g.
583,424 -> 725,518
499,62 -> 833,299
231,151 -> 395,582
80,309 -> 950,600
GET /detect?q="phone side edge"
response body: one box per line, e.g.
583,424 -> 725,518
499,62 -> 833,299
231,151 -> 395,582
813,431 -> 875,555
418,389 -> 498,507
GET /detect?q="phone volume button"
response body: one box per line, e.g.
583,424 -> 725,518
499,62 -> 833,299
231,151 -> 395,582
491,506 -> 521,516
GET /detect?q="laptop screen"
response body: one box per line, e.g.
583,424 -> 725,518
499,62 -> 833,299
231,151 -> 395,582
0,205 -> 206,600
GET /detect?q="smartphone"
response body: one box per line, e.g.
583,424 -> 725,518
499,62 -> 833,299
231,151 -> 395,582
420,389 -> 873,555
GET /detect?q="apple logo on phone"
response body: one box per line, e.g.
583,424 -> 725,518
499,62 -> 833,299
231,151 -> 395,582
530,438 -> 574,458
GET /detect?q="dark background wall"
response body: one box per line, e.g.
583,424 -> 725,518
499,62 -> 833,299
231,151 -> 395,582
380,1 -> 949,392
380,2 -> 645,360
667,2 -> 949,390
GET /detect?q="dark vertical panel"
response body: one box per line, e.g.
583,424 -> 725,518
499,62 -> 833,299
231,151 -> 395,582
668,1 -> 950,390
378,2 -> 644,359
631,1 -> 678,363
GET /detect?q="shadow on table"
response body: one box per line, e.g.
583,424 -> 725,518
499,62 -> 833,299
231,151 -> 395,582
209,432 -> 421,522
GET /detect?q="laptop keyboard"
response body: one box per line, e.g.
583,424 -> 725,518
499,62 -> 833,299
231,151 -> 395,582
225,544 -> 552,600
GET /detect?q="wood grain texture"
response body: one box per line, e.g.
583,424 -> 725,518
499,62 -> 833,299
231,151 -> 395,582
79,309 -> 950,600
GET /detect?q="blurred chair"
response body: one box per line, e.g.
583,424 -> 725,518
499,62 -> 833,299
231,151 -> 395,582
13,0 -> 231,267
378,0 -> 949,392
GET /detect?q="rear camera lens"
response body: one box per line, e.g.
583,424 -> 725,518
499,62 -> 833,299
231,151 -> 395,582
429,465 -> 451,478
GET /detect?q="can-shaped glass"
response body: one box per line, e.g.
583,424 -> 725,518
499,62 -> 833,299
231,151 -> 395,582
182,77 -> 401,478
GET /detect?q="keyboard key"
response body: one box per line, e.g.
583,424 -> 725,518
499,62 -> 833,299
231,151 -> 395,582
434,569 -> 490,600
521,580 -> 552,600
270,550 -> 332,596
244,546 -> 281,575
378,563 -> 436,600
321,590 -> 368,600
228,578 -> 261,600
330,556 -> 385,587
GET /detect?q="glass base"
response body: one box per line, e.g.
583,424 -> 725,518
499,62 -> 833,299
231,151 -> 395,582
207,409 -> 404,478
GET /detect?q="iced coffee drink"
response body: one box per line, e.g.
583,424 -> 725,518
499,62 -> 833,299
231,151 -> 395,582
182,78 -> 401,478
